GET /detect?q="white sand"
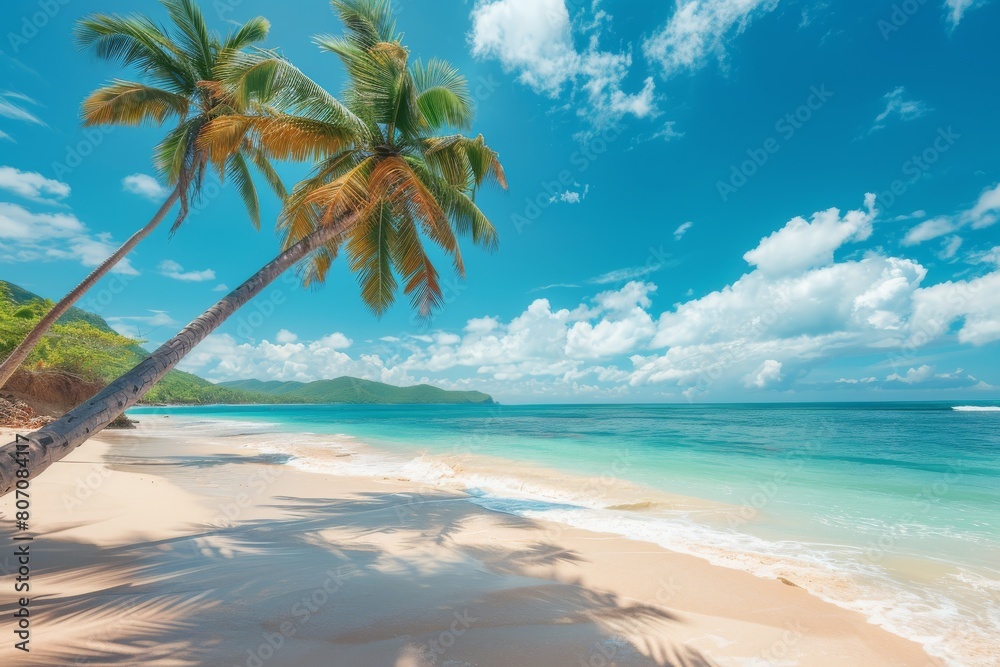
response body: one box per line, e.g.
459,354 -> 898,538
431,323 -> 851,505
0,425 -> 937,666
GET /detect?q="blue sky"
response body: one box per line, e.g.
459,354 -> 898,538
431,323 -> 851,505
1,0 -> 999,403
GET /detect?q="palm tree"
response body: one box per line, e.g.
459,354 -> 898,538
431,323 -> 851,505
0,0 -> 506,496
0,0 -> 290,390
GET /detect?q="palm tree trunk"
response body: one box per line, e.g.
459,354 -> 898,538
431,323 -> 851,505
0,188 -> 182,390
0,217 -> 350,497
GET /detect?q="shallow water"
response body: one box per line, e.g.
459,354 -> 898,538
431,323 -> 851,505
129,401 -> 1000,666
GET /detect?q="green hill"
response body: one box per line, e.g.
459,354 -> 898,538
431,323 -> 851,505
1,280 -> 118,333
1,280 -> 493,408
0,280 -> 272,407
219,377 -> 495,405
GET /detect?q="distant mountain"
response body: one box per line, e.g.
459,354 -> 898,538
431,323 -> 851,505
219,377 -> 495,405
1,280 -> 493,408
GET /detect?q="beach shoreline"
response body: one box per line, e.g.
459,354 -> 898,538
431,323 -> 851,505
0,422 -> 938,666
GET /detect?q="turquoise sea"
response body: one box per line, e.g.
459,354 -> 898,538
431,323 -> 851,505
129,402 -> 1000,666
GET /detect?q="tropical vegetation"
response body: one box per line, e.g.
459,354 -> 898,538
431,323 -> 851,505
0,281 -> 268,405
0,0 -> 287,389
0,0 -> 507,497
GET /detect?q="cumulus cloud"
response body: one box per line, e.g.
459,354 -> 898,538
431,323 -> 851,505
887,365 -> 934,384
176,332 -> 410,386
123,173 -> 170,201
743,194 -> 876,277
0,166 -> 70,202
159,259 -> 216,282
0,202 -> 137,274
275,329 -> 299,344
643,0 -> 780,77
565,282 -> 657,358
469,0 -> 658,126
910,268 -> 1000,346
175,194 -> 1000,400
745,359 -> 783,389
870,87 -> 930,133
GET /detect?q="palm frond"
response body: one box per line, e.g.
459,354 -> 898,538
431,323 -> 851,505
346,201 -> 398,315
411,58 -> 474,131
244,141 -> 287,201
200,115 -> 357,166
226,152 -> 260,229
161,0 -> 216,80
82,80 -> 189,126
221,16 -> 270,53
330,0 -> 400,49
154,116 -> 203,185
280,156 -> 373,245
217,51 -> 363,129
393,214 -> 443,317
75,13 -> 193,93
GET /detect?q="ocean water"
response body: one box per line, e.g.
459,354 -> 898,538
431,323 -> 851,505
128,402 -> 1000,666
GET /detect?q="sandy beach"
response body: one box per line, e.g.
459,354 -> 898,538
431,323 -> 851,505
0,423 -> 937,666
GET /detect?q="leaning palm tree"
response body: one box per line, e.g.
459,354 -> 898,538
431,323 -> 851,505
0,0 -> 506,496
0,0 -> 293,390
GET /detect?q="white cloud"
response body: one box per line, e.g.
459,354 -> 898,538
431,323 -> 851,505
0,166 -> 70,202
565,282 -> 656,358
673,221 -> 694,240
213,283 -> 229,292
971,246 -> 1000,266
123,173 -> 170,201
891,210 -> 926,222
903,216 -> 957,245
275,329 -> 299,344
530,283 -> 579,293
178,193 -> 1000,400
0,202 -> 137,274
910,269 -> 1000,346
646,254 -> 926,357
469,0 -> 658,126
967,182 -> 1000,228
887,365 -> 934,384
0,130 -> 12,142
589,264 -> 664,285
945,0 -> 986,26
643,0 -> 780,77
70,234 -> 140,275
107,311 -> 178,337
743,194 -> 876,277
903,183 -> 1000,245
176,332 -> 406,385
870,87 -> 930,133
745,359 -> 783,389
0,202 -> 82,240
939,235 -> 963,260
159,259 -> 216,282
549,185 -> 588,204
0,92 -> 43,126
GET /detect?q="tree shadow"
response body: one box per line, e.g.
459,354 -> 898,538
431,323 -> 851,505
0,487 -> 718,666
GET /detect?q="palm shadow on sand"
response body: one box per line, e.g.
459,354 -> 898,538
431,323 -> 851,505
0,484 -> 717,666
